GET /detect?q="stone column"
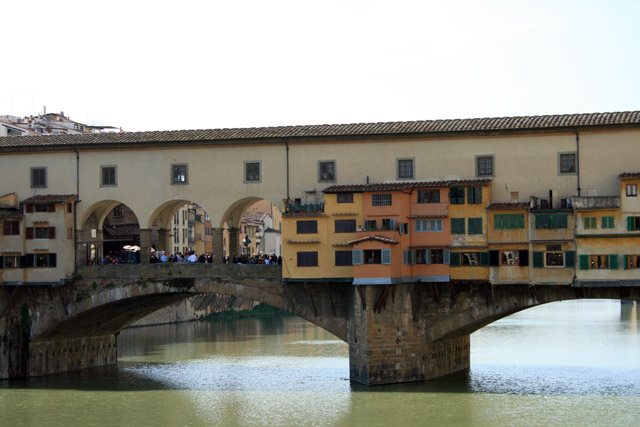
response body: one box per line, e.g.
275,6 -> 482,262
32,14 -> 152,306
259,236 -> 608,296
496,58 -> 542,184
156,229 -> 171,254
139,228 -> 152,265
211,228 -> 225,263
347,284 -> 470,385
228,227 -> 240,260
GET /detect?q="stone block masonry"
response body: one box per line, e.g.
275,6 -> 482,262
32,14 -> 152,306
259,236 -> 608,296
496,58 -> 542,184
28,335 -> 116,377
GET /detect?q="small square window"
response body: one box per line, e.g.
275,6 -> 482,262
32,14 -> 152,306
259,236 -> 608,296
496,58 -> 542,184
397,158 -> 414,180
476,155 -> 494,177
244,161 -> 261,183
337,193 -> 353,203
171,164 -> 188,185
372,194 -> 392,206
101,166 -> 117,187
318,161 -> 336,182
559,152 -> 577,174
627,184 -> 637,197
31,167 -> 47,188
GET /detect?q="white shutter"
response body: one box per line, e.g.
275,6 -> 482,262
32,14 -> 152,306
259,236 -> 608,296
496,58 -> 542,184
390,218 -> 396,231
352,249 -> 363,265
443,249 -> 450,265
403,250 -> 410,265
411,249 -> 417,265
382,249 -> 392,265
425,249 -> 431,264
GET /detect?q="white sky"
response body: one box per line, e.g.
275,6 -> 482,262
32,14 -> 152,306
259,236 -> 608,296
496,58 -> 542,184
2,0 -> 639,132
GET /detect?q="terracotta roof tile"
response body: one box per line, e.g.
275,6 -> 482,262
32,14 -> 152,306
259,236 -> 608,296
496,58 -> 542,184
324,179 -> 491,193
348,235 -> 399,245
487,202 -> 530,210
619,172 -> 640,179
22,194 -> 77,203
2,111 -> 640,149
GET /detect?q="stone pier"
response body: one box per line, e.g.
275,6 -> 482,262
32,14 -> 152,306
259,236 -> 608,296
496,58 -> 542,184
28,336 -> 117,377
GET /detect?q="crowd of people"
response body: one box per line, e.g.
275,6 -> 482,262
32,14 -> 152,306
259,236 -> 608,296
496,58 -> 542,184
90,249 -> 282,265
226,252 -> 282,265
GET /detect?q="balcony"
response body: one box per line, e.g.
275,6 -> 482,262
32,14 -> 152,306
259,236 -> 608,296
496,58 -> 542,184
530,196 -> 573,210
410,202 -> 449,217
572,196 -> 620,210
285,203 -> 324,214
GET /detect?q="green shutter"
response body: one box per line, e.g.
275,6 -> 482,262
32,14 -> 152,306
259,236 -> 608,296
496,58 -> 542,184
480,252 -> 490,267
535,215 -> 544,229
579,254 -> 589,270
533,251 -> 544,268
468,218 -> 482,234
628,216 -> 636,231
609,254 -> 618,270
624,254 -> 628,270
451,218 -> 465,234
555,214 -> 568,229
513,214 -> 525,229
352,250 -> 362,265
564,251 -> 575,268
450,252 -> 460,267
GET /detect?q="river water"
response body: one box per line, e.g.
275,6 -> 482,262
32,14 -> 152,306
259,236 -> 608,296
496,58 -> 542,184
1,300 -> 639,427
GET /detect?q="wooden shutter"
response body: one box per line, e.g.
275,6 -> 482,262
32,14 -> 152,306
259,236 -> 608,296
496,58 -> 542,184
26,254 -> 34,268
579,254 -> 589,270
0,256 -> 3,269
450,252 -> 460,267
609,254 -> 618,270
480,252 -> 490,267
48,203 -> 56,213
624,255 -> 628,270
2,222 -> 10,235
411,249 -> 417,265
352,249 -> 363,265
425,249 -> 431,265
628,216 -> 635,231
26,227 -> 34,239
564,251 -> 576,268
533,251 -> 544,268
451,218 -> 465,234
26,204 -> 33,213
443,249 -> 450,265
403,250 -> 410,265
381,249 -> 391,265
48,253 -> 57,268
519,250 -> 529,266
49,227 -> 56,239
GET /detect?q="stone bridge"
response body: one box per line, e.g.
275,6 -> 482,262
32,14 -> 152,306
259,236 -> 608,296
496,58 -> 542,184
1,265 -> 639,385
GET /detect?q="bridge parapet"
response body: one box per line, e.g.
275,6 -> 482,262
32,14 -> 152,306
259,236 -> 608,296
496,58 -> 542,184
77,264 -> 282,281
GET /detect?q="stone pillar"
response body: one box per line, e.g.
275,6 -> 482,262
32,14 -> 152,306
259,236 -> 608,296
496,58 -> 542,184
139,228 -> 152,264
347,284 -> 470,385
76,227 -> 103,266
228,227 -> 240,261
156,229 -> 171,253
211,228 -> 225,263
28,335 -> 117,377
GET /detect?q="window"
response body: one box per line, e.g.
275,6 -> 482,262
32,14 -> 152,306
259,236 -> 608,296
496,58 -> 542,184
415,249 -> 445,264
113,205 -> 124,218
364,220 -> 377,231
381,218 -> 396,231
337,193 -> 353,203
415,219 -> 443,232
601,216 -> 615,229
171,164 -> 188,185
3,221 -> 20,236
35,227 -> 50,239
297,251 -> 318,267
35,204 -> 51,213
417,189 -> 440,203
372,194 -> 392,206
589,254 -> 610,269
451,218 -> 465,234
22,253 -> 57,268
335,250 -> 352,266
296,220 -> 318,234
462,252 -> 481,266
318,160 -> 336,182
559,152 -> 577,174
2,256 -> 20,268
30,167 -> 46,188
546,252 -> 564,266
535,214 -> 568,229
584,217 -> 597,229
626,184 -> 637,197
101,166 -> 117,187
449,187 -> 465,204
501,251 -> 519,265
335,219 -> 356,233
468,218 -> 483,234
364,250 -> 382,264
628,216 -> 640,231
467,187 -> 482,204
476,155 -> 494,177
494,214 -> 525,230
626,255 -> 640,269
244,161 -> 261,183
397,158 -> 414,179
398,222 -> 409,234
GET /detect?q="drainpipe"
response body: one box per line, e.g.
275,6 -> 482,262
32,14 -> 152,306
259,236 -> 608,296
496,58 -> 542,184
73,145 -> 80,277
575,130 -> 581,197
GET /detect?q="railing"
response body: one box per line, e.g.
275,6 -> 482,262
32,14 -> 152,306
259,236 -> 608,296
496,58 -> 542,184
530,196 -> 573,210
410,202 -> 449,217
572,196 -> 620,210
285,203 -> 324,213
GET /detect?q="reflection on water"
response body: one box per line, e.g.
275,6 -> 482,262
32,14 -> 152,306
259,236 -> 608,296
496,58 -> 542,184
1,300 -> 640,427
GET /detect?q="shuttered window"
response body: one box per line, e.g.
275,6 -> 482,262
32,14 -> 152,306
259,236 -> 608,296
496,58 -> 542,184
297,221 -> 318,234
451,218 -> 465,234
297,252 -> 318,267
468,218 -> 482,234
335,219 -> 356,233
494,214 -> 525,230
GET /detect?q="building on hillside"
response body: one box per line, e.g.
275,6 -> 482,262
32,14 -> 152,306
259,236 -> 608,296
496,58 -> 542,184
0,111 -> 116,137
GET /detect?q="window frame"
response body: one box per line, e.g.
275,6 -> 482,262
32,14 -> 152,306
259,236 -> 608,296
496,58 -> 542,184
396,158 -> 415,180
30,167 -> 47,188
244,161 -> 261,183
626,184 -> 637,197
468,217 -> 483,235
171,163 -> 189,185
335,250 -> 352,266
494,213 -> 525,230
417,189 -> 440,204
318,160 -> 336,183
3,221 -> 20,236
584,216 -> 597,229
372,194 -> 392,206
475,155 -> 495,177
297,251 -> 318,267
100,165 -> 117,187
601,216 -> 615,229
335,219 -> 356,233
558,152 -> 577,175
337,193 -> 353,203
296,220 -> 318,234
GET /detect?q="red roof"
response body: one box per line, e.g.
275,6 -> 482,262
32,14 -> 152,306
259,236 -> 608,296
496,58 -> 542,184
487,202 -> 530,210
324,179 -> 492,193
22,194 -> 77,203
